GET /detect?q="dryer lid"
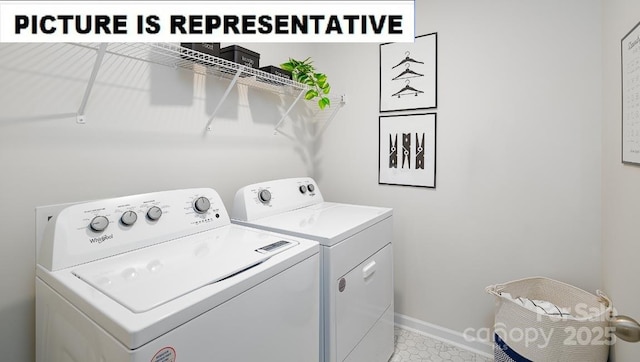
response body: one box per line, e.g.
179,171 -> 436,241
246,202 -> 392,246
72,227 -> 274,313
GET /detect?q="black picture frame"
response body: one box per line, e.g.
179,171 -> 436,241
379,33 -> 438,112
622,20 -> 640,165
378,113 -> 436,188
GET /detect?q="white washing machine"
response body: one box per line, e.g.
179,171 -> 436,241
36,187 -> 319,362
231,177 -> 394,362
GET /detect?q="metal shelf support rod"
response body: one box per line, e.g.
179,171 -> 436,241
205,67 -> 243,132
76,43 -> 107,124
313,96 -> 346,141
273,88 -> 307,135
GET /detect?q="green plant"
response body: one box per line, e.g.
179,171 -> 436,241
281,57 -> 331,109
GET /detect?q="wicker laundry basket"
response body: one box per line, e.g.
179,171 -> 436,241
486,277 -> 612,362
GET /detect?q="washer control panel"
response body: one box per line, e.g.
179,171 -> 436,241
39,188 -> 230,271
231,177 -> 323,221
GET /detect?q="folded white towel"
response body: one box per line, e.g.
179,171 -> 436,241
501,292 -> 574,319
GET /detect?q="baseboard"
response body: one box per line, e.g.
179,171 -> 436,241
394,313 -> 493,358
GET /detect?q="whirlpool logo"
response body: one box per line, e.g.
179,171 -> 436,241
89,234 -> 113,244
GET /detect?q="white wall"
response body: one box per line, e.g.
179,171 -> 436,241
315,0 -> 603,346
602,0 -> 640,360
0,42 -> 313,361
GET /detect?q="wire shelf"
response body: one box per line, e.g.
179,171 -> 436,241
68,42 -> 342,134
72,43 -> 306,96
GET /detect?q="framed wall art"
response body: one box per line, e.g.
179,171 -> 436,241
379,33 -> 437,112
622,20 -> 640,165
379,113 -> 436,188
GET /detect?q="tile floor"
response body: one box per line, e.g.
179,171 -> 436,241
390,326 -> 493,362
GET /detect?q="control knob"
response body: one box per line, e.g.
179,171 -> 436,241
147,206 -> 162,221
307,184 -> 315,192
258,189 -> 272,204
89,216 -> 109,232
194,197 -> 211,214
299,185 -> 307,194
120,211 -> 138,226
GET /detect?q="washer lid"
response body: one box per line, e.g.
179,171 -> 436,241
243,202 -> 392,246
71,227 -> 284,313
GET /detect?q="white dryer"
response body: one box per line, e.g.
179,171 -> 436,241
231,177 -> 394,362
36,188 -> 319,362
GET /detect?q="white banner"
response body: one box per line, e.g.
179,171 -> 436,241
0,1 -> 415,42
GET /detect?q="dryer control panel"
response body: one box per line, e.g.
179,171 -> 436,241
39,188 -> 230,271
231,177 -> 324,221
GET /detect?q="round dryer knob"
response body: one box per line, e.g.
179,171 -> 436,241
146,206 -> 162,221
193,197 -> 211,214
120,211 -> 138,226
258,189 -> 272,203
307,184 -> 315,192
299,185 -> 307,194
89,216 -> 109,232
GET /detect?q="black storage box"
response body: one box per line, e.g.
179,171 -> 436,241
258,66 -> 292,85
260,66 -> 292,80
180,43 -> 221,57
219,45 -> 260,69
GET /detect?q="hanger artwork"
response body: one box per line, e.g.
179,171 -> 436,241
379,33 -> 437,112
392,63 -> 425,80
390,51 -> 426,97
391,79 -> 424,98
392,51 -> 425,69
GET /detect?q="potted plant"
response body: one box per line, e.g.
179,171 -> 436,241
281,57 -> 331,109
